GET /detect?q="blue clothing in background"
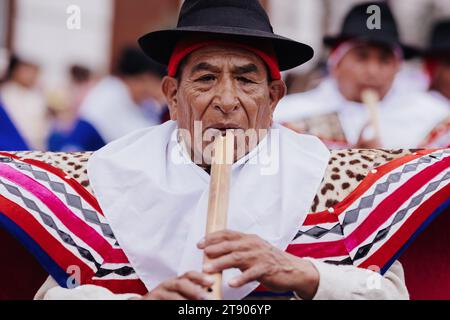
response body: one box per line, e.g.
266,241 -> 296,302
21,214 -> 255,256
48,119 -> 106,152
0,100 -> 29,151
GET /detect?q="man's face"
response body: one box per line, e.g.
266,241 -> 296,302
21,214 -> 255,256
124,73 -> 164,105
12,63 -> 40,89
333,44 -> 400,102
162,45 -> 285,164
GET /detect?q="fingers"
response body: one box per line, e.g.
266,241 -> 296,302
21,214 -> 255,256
164,277 -> 209,300
203,251 -> 255,274
228,266 -> 265,288
197,230 -> 242,249
182,271 -> 215,288
146,272 -> 214,300
202,241 -> 242,259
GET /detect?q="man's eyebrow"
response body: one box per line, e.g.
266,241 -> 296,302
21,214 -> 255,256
190,62 -> 221,74
232,63 -> 259,75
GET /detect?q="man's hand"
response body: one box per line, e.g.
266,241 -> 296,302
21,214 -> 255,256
197,230 -> 320,299
140,271 -> 214,300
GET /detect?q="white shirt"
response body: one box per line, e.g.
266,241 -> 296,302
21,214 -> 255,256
79,76 -> 158,143
1,82 -> 49,150
275,78 -> 450,148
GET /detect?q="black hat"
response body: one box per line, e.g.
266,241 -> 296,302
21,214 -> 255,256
138,0 -> 314,71
423,20 -> 450,58
117,47 -> 167,78
324,1 -> 417,59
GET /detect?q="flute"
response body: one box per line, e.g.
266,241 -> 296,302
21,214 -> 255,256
203,131 -> 234,300
361,89 -> 381,141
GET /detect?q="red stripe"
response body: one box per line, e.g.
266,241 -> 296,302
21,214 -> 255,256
302,150 -> 439,226
345,156 -> 449,252
289,155 -> 448,262
0,163 -> 128,263
303,211 -> 339,225
357,184 -> 450,269
287,240 -> 349,259
0,195 -> 95,284
0,152 -> 102,214
0,195 -> 146,294
421,120 -> 450,147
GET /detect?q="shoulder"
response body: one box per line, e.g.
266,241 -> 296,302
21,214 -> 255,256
89,121 -> 175,163
391,89 -> 448,111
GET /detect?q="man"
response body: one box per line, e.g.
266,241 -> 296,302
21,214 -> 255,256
420,20 -> 450,148
35,0 -> 408,300
0,55 -> 48,150
274,2 -> 448,149
48,47 -> 167,151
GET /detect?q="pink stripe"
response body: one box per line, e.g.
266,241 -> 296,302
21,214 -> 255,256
344,157 -> 449,252
0,163 -> 128,263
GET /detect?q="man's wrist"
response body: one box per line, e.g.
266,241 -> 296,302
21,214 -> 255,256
290,258 -> 320,300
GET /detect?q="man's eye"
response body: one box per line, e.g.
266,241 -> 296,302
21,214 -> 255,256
237,77 -> 253,84
196,75 -> 216,82
379,54 -> 394,64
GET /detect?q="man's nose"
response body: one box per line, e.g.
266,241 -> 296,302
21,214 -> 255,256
213,78 -> 240,113
366,59 -> 381,77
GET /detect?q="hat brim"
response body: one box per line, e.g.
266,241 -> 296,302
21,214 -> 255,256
422,47 -> 450,58
138,26 -> 314,72
323,34 -> 420,60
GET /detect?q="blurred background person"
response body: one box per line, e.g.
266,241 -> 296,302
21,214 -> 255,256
0,54 -> 49,150
274,2 -> 449,149
46,64 -> 97,150
423,20 -> 450,105
48,47 -> 167,151
420,20 -> 450,147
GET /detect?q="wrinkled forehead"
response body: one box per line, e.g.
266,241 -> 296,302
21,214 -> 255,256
183,45 -> 268,74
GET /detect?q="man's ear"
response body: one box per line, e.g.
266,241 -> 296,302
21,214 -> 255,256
268,79 -> 287,113
393,58 -> 402,74
161,76 -> 179,120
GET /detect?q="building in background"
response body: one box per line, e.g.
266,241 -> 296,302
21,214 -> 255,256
4,0 -> 179,90
0,0 -> 11,77
3,0 -> 450,92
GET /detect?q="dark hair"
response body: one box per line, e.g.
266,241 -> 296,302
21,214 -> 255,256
175,56 -> 188,81
70,65 -> 91,83
116,47 -> 167,78
3,54 -> 20,82
1,54 -> 39,83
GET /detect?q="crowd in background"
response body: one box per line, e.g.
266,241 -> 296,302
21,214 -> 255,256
0,0 -> 449,152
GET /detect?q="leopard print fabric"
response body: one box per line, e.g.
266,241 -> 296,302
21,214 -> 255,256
9,149 -> 421,212
11,151 -> 93,194
311,149 -> 420,212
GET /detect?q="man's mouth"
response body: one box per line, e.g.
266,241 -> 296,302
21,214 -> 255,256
361,85 -> 381,93
205,124 -> 243,135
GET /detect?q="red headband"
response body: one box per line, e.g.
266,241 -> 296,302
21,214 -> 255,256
424,58 -> 438,80
167,36 -> 281,80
